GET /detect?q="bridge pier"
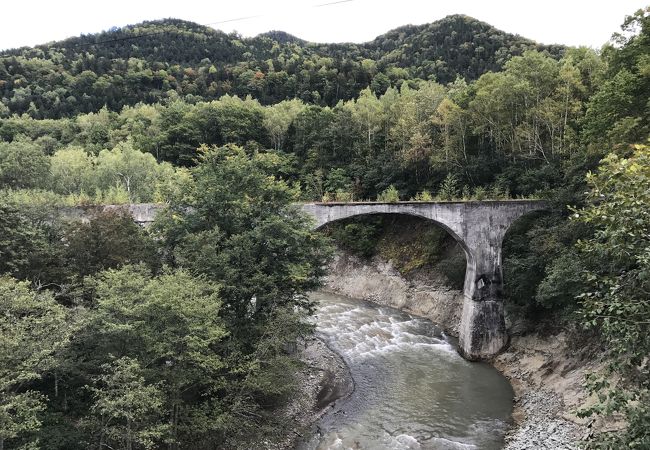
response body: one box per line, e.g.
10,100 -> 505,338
458,240 -> 508,360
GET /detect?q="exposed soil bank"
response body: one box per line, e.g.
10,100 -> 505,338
494,332 -> 601,449
323,249 -> 596,449
324,251 -> 464,336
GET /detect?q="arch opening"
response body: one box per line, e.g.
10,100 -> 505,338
317,213 -> 471,334
302,200 -> 548,360
314,211 -> 474,273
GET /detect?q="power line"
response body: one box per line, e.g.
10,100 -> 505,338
203,15 -> 266,26
70,1 -> 356,48
314,0 -> 355,7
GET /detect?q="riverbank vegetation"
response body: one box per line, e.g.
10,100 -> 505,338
0,7 -> 648,448
0,148 -> 331,449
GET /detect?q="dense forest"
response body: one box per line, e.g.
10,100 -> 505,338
0,15 -> 564,118
0,8 -> 649,449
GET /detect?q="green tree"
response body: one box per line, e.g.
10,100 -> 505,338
89,357 -> 167,450
0,278 -> 72,450
583,8 -> 649,146
83,266 -> 229,446
263,99 -> 305,150
377,184 -> 400,202
432,97 -> 469,168
49,147 -> 94,195
63,210 -> 159,278
160,144 -> 331,321
388,82 -> 445,183
576,144 -> 650,447
0,202 -> 65,285
0,138 -> 50,190
437,173 -> 460,200
349,87 -> 384,153
95,141 -> 167,202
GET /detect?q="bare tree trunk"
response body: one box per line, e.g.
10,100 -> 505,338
169,403 -> 179,450
562,87 -> 570,154
99,426 -> 104,450
127,418 -> 132,450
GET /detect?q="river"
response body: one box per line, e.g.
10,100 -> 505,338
300,291 -> 513,450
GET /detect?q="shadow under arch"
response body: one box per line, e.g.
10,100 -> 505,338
312,210 -> 476,277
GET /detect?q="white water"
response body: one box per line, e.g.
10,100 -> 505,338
301,292 -> 513,450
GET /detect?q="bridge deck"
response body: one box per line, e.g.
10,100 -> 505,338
307,199 -> 545,206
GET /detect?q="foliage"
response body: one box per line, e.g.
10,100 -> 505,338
88,357 -> 167,450
63,210 -> 160,279
502,210 -> 592,317
412,191 -> 433,201
0,277 -> 73,449
575,145 -> 650,447
93,142 -> 163,202
263,99 -> 305,151
436,174 -> 460,200
0,201 -> 66,285
49,147 -> 94,194
583,7 -> 649,146
159,144 -> 332,323
0,138 -> 50,190
0,16 -> 563,119
0,47 -> 601,202
79,266 -> 230,447
377,185 -> 400,202
324,218 -> 383,258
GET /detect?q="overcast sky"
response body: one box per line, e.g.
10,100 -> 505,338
1,0 -> 647,51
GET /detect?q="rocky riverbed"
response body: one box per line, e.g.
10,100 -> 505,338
495,329 -> 621,450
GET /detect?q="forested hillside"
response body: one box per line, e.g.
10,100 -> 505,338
0,15 -> 563,118
0,7 -> 648,449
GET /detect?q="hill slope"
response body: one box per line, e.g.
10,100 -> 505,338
0,15 -> 564,118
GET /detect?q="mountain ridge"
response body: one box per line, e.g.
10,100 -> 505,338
0,14 -> 565,118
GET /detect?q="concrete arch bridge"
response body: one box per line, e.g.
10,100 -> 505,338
72,200 -> 546,361
302,200 -> 546,360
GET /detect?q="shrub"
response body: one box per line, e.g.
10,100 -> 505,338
334,190 -> 353,202
377,185 -> 400,202
436,174 -> 459,201
412,191 -> 433,201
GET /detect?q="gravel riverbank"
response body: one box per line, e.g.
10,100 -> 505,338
494,332 -> 602,449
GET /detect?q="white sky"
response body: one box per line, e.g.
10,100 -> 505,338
0,0 -> 647,51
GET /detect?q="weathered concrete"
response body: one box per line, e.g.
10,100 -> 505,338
68,200 -> 545,360
301,201 -> 546,360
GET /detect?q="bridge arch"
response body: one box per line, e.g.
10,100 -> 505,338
311,209 -> 476,273
301,200 -> 547,361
